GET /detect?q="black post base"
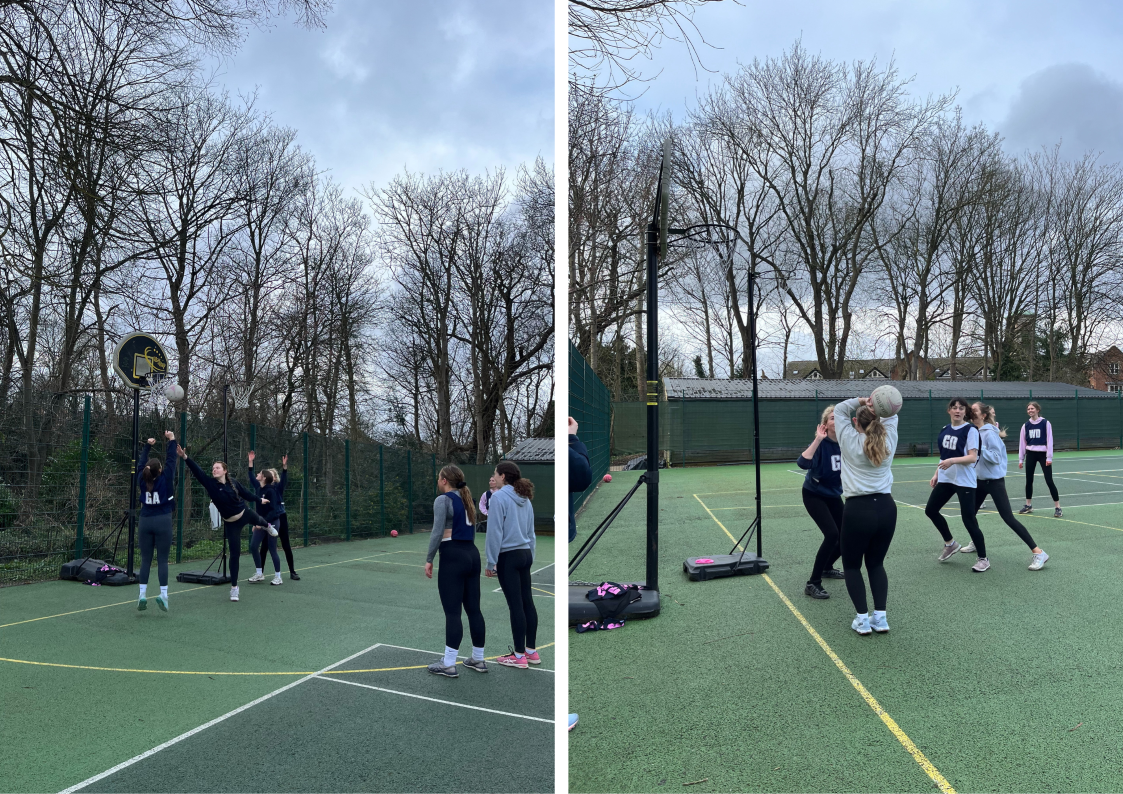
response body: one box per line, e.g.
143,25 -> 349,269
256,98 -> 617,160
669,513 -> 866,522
683,554 -> 769,581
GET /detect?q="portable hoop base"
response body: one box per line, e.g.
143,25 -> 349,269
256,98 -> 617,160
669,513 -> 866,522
568,584 -> 661,625
683,554 -> 769,581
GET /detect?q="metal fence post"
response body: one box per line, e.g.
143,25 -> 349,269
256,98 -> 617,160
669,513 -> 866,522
1118,388 -> 1121,450
379,445 -> 385,536
250,423 -> 256,455
929,389 -> 935,448
302,431 -> 309,547
432,453 -> 437,501
1076,388 -> 1080,450
407,450 -> 413,532
176,410 -> 186,563
75,395 -> 91,559
345,439 -> 351,541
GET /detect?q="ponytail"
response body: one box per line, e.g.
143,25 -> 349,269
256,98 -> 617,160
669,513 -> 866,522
976,402 -> 1008,439
440,465 -> 476,523
496,460 -> 534,500
856,405 -> 890,467
143,459 -> 162,492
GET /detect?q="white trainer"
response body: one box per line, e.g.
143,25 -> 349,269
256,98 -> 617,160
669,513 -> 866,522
266,524 -> 279,537
271,573 -> 283,585
1029,551 -> 1049,571
959,542 -> 976,554
247,572 -> 265,583
230,586 -> 240,601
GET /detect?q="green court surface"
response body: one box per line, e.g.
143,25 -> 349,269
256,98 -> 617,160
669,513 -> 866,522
1,532 -> 554,793
569,450 -> 1123,793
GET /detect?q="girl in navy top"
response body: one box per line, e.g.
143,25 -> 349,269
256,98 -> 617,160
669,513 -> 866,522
925,398 -> 989,571
177,446 -> 273,601
1018,401 -> 1062,517
136,431 -> 178,612
798,406 -> 845,599
424,465 -> 486,677
247,451 -> 291,585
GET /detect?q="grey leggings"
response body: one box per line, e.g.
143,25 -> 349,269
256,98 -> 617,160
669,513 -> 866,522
138,512 -> 173,587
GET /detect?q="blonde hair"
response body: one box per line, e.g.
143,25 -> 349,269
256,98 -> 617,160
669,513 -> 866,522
820,405 -> 836,426
855,405 -> 890,467
263,468 -> 279,485
439,465 -> 476,523
975,402 -> 1007,439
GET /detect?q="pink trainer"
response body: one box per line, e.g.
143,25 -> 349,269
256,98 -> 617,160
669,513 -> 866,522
496,652 -> 528,669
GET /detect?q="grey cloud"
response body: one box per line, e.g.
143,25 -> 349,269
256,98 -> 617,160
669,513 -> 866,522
999,63 -> 1123,164
213,0 -> 553,194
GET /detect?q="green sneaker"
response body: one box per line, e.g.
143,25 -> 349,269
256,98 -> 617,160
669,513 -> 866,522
155,595 -> 168,612
137,597 -> 147,611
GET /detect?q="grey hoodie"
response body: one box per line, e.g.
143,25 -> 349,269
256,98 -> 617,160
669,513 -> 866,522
834,397 -> 899,498
484,484 -> 535,570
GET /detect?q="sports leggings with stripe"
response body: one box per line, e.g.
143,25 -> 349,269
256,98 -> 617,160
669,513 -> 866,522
975,478 -> 1037,550
803,489 -> 843,585
437,540 -> 486,649
1024,450 -> 1059,502
840,493 -> 897,614
926,482 -> 986,558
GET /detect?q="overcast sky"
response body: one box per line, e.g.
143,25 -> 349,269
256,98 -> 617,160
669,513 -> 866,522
617,0 -> 1123,165
212,0 -> 553,197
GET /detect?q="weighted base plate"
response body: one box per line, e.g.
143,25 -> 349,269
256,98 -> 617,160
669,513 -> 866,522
568,584 -> 661,625
684,554 -> 769,581
176,571 -> 230,585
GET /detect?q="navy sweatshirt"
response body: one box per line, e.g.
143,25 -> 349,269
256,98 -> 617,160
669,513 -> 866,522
248,467 -> 287,522
796,437 -> 843,498
138,441 -> 178,516
184,457 -> 264,519
568,435 -> 593,542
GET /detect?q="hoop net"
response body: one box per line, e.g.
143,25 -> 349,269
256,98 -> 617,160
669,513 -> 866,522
228,379 -> 254,411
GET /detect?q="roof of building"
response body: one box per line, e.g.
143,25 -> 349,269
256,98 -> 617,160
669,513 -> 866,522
784,359 -> 899,379
503,437 -> 554,463
664,377 -> 1107,399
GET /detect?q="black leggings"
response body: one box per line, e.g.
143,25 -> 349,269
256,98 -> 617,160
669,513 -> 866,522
803,489 -> 843,585
975,479 -> 1037,550
223,508 -> 267,587
496,548 -> 537,654
275,514 -> 296,573
926,482 -> 986,558
138,512 -> 173,587
840,494 -> 897,614
1024,450 -> 1059,502
437,540 -> 486,649
250,529 -> 281,572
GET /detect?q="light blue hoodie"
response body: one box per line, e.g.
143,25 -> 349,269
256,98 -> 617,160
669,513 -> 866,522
976,423 -> 1010,480
484,484 -> 535,571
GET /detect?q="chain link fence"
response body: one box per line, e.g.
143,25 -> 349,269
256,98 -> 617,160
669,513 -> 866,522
569,343 -> 611,514
611,388 -> 1123,466
0,390 -> 551,586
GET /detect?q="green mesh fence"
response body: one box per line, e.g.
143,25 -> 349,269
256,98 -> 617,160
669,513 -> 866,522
0,390 -> 552,586
569,342 -> 611,514
612,390 -> 1123,465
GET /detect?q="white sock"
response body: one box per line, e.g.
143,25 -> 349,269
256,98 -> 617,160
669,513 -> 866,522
138,585 -> 147,599
856,612 -> 868,619
159,586 -> 168,599
443,646 -> 459,667
515,651 -> 526,659
526,647 -> 536,655
471,646 -> 485,661
874,610 -> 886,619
255,567 -> 263,576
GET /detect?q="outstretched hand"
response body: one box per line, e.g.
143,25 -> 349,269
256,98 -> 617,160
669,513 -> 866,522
248,450 -> 255,464
814,424 -> 828,441
147,438 -> 156,446
282,454 -> 288,469
164,430 -> 175,441
176,446 -> 187,459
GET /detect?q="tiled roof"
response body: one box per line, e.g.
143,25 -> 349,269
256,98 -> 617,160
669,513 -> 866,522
664,377 -> 1108,399
503,437 -> 555,463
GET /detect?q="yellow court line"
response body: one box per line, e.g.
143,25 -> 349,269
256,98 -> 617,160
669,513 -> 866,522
0,642 -> 556,676
531,586 -> 555,597
0,550 -> 409,630
694,493 -> 956,794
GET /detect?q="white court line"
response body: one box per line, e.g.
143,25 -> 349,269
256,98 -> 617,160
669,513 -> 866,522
530,562 -> 555,575
59,643 -> 384,794
377,643 -> 555,674
315,675 -> 553,724
491,586 -> 554,600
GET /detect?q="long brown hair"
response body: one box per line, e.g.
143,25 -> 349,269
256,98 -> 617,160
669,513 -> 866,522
440,465 -> 476,523
855,405 -> 890,467
262,468 -> 278,485
142,458 -> 162,492
976,402 -> 1008,439
947,397 -> 977,423
496,461 -> 534,499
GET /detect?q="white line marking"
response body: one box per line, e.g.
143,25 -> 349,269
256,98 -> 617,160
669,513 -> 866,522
376,643 -> 555,673
490,586 -> 553,599
315,675 -> 554,723
530,562 -> 555,575
59,643 -> 384,794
